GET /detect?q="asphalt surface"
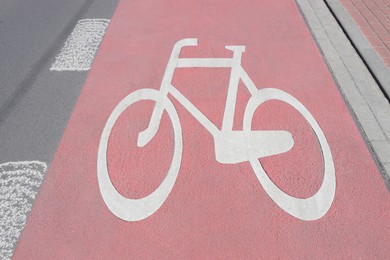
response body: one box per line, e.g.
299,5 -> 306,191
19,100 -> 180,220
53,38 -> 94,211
0,0 -> 119,164
1,0 -> 389,258
0,1 -> 118,257
12,0 -> 390,258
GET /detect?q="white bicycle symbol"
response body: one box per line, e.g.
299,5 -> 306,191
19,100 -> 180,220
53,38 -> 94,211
97,38 -> 335,222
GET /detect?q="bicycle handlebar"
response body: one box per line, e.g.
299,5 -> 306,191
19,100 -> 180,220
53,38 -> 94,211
174,38 -> 198,50
174,38 -> 245,55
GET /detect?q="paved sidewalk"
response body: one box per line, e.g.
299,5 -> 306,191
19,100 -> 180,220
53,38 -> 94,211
340,0 -> 390,67
325,0 -> 390,97
297,0 -> 390,187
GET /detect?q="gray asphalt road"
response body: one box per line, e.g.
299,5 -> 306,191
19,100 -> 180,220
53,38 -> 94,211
0,0 -> 119,164
0,0 -> 120,257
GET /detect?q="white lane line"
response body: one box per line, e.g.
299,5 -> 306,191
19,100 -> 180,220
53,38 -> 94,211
50,19 -> 110,71
0,161 -> 47,260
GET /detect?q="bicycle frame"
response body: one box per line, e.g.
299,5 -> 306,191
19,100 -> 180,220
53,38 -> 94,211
138,38 -> 294,164
98,38 -> 335,222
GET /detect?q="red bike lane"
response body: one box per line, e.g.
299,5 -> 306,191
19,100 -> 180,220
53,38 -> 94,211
14,0 -> 390,258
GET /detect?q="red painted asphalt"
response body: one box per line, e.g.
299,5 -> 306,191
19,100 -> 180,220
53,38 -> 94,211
15,0 -> 389,258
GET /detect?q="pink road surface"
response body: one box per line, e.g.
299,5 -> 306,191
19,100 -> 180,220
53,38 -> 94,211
15,0 -> 389,258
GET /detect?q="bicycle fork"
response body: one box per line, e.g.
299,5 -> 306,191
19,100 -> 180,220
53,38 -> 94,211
137,39 -> 198,147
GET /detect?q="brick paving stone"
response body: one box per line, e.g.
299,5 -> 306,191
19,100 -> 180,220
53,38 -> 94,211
376,46 -> 390,57
341,0 -> 390,68
367,35 -> 385,46
370,22 -> 387,33
360,25 -> 378,36
377,32 -> 390,42
384,41 -> 390,49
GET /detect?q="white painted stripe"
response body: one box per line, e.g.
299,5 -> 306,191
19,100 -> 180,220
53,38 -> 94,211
0,161 -> 47,260
50,19 -> 110,71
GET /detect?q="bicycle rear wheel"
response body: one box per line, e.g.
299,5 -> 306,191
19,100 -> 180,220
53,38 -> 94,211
97,88 -> 182,221
243,88 -> 335,221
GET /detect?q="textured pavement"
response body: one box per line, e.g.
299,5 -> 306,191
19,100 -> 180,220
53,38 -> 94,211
340,0 -> 390,68
0,0 -> 119,258
1,0 -> 389,258
13,0 -> 390,258
299,0 -> 390,184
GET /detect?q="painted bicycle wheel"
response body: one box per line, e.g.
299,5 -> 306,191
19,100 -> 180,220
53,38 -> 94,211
97,88 -> 182,221
243,88 -> 335,221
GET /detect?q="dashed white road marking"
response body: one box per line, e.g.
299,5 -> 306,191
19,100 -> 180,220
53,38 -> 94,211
50,19 -> 110,71
0,161 -> 47,260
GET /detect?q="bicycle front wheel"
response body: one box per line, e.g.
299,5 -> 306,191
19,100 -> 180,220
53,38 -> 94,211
97,88 -> 182,221
243,88 -> 335,221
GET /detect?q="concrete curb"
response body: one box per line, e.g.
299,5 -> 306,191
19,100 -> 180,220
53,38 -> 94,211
325,0 -> 390,100
296,0 -> 390,188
